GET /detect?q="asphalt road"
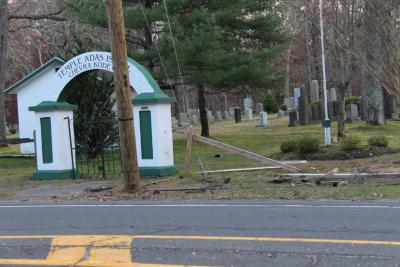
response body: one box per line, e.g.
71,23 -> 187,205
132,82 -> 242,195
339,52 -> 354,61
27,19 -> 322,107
0,200 -> 399,266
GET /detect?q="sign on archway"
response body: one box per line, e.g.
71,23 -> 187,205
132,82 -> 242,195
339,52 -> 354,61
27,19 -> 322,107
6,51 -> 177,178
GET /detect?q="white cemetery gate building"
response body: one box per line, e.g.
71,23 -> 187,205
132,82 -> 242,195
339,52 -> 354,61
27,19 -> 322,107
5,51 -> 177,178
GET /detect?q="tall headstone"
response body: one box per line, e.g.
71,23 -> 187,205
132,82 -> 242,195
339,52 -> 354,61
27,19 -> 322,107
207,110 -> 214,122
258,112 -> 268,127
311,80 -> 320,102
288,111 -> 297,127
294,88 -> 301,108
228,107 -> 235,117
215,111 -> 223,121
244,108 -> 253,121
223,110 -> 230,120
244,97 -> 253,110
330,88 -> 338,102
256,103 -> 264,114
234,107 -> 241,123
298,95 -> 310,125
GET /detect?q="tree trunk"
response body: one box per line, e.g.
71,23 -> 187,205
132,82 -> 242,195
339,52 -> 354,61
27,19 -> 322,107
197,84 -> 209,137
365,74 -> 385,125
0,0 -> 8,140
337,87 -> 346,137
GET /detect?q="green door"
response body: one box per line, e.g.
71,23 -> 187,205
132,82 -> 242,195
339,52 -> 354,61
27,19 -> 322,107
40,117 -> 53,163
139,111 -> 153,159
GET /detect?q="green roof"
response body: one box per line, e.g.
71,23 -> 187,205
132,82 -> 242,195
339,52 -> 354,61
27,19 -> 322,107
29,101 -> 78,112
133,92 -> 176,104
5,57 -> 65,94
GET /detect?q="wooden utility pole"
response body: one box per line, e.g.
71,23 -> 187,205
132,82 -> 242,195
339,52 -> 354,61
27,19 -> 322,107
105,0 -> 140,193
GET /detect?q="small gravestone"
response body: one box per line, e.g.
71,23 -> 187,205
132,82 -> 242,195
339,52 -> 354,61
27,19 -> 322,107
228,107 -> 235,117
294,88 -> 301,108
215,111 -> 223,121
171,117 -> 178,128
277,110 -> 285,117
258,112 -> 268,127
234,107 -> 241,123
256,103 -> 264,114
190,114 -> 199,125
223,110 -> 230,120
284,98 -> 291,110
244,108 -> 253,121
207,110 -> 214,122
178,112 -> 188,127
347,103 -> 359,121
311,80 -> 320,102
330,88 -> 338,102
244,97 -> 253,110
288,111 -> 297,127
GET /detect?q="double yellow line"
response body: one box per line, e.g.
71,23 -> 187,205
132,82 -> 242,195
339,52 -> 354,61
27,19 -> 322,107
0,235 -> 399,266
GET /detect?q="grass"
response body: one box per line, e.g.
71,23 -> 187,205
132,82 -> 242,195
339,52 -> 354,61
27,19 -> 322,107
2,115 -> 400,200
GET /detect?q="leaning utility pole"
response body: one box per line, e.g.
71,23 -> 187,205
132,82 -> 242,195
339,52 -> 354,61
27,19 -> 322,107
105,0 -> 140,193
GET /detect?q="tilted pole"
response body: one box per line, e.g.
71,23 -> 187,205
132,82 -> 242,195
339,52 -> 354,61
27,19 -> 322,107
319,0 -> 331,146
105,0 -> 140,193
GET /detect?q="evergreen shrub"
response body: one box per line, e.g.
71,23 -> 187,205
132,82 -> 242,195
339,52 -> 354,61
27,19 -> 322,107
263,93 -> 279,114
368,136 -> 389,147
297,137 -> 320,153
340,135 -> 361,151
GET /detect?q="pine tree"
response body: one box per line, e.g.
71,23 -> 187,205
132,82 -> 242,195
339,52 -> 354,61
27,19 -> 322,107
67,0 -> 288,136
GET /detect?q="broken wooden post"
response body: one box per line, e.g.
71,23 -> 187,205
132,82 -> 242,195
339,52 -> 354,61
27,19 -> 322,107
183,126 -> 194,177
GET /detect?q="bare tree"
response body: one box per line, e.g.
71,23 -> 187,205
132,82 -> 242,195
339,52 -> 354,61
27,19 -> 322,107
0,0 -> 8,140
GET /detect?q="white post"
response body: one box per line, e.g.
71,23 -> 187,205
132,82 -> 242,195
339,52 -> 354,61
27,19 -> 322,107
319,0 -> 331,146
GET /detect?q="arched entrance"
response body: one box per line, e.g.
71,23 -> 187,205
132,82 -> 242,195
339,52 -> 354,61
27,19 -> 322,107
15,51 -> 177,178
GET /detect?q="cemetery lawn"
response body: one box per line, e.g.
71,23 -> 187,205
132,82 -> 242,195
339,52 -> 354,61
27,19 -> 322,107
1,115 -> 400,201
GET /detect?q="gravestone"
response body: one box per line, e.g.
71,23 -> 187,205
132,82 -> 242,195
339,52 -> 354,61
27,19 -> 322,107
288,111 -> 297,127
289,97 -> 295,110
347,104 -> 359,121
234,107 -> 241,123
258,112 -> 268,127
284,98 -> 291,110
294,88 -> 301,108
311,80 -> 320,102
215,111 -> 223,121
330,88 -> 338,102
178,112 -> 188,127
244,97 -> 253,110
228,107 -> 235,117
298,95 -> 310,125
223,110 -> 230,120
244,108 -> 253,121
171,117 -> 178,128
277,110 -> 285,117
190,114 -> 199,125
207,110 -> 214,122
256,103 -> 264,114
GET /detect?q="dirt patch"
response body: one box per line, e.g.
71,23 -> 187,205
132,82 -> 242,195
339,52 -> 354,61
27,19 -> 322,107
289,146 -> 398,161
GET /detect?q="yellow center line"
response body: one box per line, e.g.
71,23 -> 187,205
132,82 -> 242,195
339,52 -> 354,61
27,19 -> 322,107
0,234 -> 399,266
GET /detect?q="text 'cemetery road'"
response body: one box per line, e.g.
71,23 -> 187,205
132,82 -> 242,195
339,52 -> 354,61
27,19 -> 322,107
0,200 -> 399,267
